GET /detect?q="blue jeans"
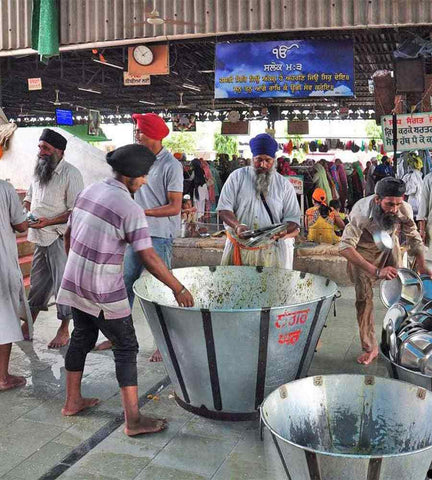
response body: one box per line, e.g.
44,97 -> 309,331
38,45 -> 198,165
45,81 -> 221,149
123,237 -> 173,307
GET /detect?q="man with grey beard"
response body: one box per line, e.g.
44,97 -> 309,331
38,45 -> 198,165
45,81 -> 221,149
217,133 -> 301,268
23,129 -> 83,348
339,177 -> 429,365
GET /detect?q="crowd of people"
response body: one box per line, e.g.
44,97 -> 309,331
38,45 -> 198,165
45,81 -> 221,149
3,114 -> 432,435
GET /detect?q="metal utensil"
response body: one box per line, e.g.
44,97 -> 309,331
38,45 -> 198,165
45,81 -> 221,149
380,268 -> 424,308
373,230 -> 394,251
399,330 -> 432,371
382,303 -> 408,333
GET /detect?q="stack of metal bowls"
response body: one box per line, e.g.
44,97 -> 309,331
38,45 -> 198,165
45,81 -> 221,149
381,268 -> 432,376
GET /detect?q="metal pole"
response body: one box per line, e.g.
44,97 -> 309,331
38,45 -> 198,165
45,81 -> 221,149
392,112 -> 398,174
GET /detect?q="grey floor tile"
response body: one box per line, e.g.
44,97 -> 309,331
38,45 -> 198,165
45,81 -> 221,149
211,453 -> 285,480
0,419 -> 65,453
0,451 -> 27,478
58,470 -> 118,480
5,441 -> 71,479
136,464 -> 209,479
151,432 -> 239,477
54,416 -> 115,448
69,450 -> 151,480
180,416 -> 253,440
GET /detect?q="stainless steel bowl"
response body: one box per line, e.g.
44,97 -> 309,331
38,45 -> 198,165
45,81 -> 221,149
382,303 -> 408,333
372,230 -> 393,251
380,268 -> 423,308
399,330 -> 432,372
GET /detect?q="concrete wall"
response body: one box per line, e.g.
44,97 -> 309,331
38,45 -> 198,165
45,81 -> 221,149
172,237 -> 352,286
0,127 -> 111,190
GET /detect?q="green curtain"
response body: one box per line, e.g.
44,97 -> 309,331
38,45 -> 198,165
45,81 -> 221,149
31,0 -> 59,62
59,125 -> 110,143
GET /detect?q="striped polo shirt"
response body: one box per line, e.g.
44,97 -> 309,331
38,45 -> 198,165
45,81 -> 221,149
57,178 -> 152,319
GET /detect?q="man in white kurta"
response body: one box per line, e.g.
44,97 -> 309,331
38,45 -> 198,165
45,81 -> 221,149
0,180 -> 31,391
217,133 -> 301,268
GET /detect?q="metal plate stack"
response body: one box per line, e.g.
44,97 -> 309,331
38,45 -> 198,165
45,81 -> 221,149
381,268 -> 432,375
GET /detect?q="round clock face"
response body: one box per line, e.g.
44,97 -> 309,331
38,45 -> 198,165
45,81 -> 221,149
133,45 -> 153,66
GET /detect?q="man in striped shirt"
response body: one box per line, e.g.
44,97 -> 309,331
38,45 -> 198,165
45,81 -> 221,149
57,144 -> 193,436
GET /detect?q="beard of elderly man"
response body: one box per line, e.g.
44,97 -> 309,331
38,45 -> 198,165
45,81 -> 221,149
254,154 -> 275,197
34,150 -> 61,186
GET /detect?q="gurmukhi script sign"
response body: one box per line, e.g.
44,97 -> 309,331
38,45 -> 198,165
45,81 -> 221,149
214,40 -> 354,99
381,113 -> 432,151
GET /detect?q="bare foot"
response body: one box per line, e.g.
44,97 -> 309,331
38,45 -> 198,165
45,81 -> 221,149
149,349 -> 162,362
21,322 -> 31,341
61,397 -> 100,416
94,340 -> 113,351
124,415 -> 167,436
357,348 -> 379,365
48,328 -> 70,349
0,375 -> 26,391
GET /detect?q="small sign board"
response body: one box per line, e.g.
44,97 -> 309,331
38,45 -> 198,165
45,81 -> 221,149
288,120 -> 309,135
123,72 -> 151,86
221,121 -> 249,135
381,112 -> 432,151
288,175 -> 304,195
28,77 -> 42,91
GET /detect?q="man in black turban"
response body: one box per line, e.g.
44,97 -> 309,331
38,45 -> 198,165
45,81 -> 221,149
23,128 -> 84,348
107,144 -> 156,193
339,177 -> 430,365
56,144 -> 193,435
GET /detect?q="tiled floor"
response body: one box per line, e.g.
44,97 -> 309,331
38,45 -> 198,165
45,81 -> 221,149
0,287 -> 390,479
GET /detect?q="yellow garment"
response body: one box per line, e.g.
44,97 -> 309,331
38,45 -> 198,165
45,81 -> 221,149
307,216 -> 340,245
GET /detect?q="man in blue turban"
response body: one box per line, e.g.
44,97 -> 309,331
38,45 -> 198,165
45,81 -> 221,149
217,133 -> 301,268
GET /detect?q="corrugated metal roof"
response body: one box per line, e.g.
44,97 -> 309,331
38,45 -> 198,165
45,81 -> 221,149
1,0 -> 432,54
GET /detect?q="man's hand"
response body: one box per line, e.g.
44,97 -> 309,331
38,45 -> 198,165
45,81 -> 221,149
378,266 -> 398,280
272,227 -> 300,241
235,224 -> 249,239
173,287 -> 194,307
29,217 -> 50,229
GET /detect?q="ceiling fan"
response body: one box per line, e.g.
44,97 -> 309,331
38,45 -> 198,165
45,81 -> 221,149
174,92 -> 194,110
48,89 -> 72,107
133,0 -> 203,27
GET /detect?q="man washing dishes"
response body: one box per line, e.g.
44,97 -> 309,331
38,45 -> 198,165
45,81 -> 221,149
339,177 -> 430,365
217,133 -> 301,268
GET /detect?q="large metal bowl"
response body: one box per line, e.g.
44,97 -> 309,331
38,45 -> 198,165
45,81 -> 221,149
134,266 -> 337,419
380,268 -> 423,309
261,374 -> 432,480
380,344 -> 432,391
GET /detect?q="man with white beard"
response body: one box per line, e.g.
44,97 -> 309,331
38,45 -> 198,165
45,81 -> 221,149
23,129 -> 83,348
217,133 -> 301,268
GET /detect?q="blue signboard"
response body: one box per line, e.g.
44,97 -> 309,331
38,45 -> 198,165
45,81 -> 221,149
56,108 -> 74,126
215,40 -> 354,99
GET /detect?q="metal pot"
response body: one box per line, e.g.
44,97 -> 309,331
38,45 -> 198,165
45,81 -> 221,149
398,330 -> 432,372
380,344 -> 432,391
134,266 -> 337,419
380,268 -> 423,309
261,374 -> 432,480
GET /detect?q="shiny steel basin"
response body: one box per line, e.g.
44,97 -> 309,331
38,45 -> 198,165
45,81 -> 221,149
261,374 -> 432,480
134,266 -> 337,419
380,268 -> 423,309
